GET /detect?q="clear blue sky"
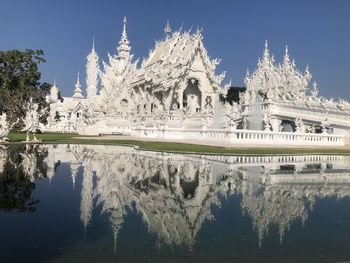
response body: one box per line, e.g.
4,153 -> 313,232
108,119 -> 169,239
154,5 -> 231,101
1,0 -> 349,98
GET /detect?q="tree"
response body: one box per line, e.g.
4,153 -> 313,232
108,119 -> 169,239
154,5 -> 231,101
0,49 -> 51,125
224,86 -> 246,105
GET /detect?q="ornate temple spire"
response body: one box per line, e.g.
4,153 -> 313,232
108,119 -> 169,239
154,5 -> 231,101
284,45 -> 290,62
263,40 -> 270,59
117,16 -> 131,58
304,64 -> 312,82
73,72 -> 84,99
50,79 -> 59,101
86,38 -> 100,100
164,19 -> 172,39
258,40 -> 274,69
281,44 -> 292,70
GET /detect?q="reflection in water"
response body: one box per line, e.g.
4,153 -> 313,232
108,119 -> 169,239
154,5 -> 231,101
1,144 -> 350,256
0,145 -> 48,212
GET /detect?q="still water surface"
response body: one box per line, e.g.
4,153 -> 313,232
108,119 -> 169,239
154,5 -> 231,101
1,144 -> 350,262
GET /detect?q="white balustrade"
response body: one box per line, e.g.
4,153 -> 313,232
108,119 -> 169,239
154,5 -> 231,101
131,127 -> 345,146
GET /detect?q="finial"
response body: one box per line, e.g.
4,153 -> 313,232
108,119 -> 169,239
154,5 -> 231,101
283,44 -> 290,64
118,16 -> 131,56
76,72 -> 81,87
263,40 -> 269,58
164,19 -> 172,38
121,16 -> 128,41
123,16 -> 127,35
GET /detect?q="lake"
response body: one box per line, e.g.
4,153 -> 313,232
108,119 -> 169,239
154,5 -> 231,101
1,144 -> 350,262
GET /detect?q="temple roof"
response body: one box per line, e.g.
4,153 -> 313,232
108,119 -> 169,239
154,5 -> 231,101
133,28 -> 226,92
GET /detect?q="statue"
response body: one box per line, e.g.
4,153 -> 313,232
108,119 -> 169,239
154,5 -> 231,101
263,113 -> 271,131
243,116 -> 248,130
294,118 -> 305,133
278,123 -> 284,132
21,99 -> 46,142
0,113 -> 18,142
0,113 -> 11,142
187,94 -> 200,114
321,118 -> 329,134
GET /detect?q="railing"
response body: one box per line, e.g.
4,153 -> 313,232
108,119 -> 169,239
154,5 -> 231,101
131,127 -> 345,146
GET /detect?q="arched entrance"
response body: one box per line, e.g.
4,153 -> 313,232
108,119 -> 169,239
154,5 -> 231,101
182,78 -> 201,114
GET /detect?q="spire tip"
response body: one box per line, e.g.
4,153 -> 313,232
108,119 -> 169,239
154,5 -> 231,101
164,19 -> 172,38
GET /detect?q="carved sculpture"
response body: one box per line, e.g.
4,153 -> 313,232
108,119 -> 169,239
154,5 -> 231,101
0,113 -> 11,142
263,113 -> 271,131
21,99 -> 45,142
321,118 -> 329,134
243,116 -> 248,130
295,118 -> 305,133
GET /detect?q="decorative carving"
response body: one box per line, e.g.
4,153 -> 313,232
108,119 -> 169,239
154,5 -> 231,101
295,118 -> 305,133
245,43 -> 313,104
321,118 -> 329,134
21,99 -> 46,142
263,113 -> 271,131
243,116 -> 248,130
0,113 -> 11,142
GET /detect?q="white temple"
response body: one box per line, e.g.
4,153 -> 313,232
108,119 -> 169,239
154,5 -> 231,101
42,17 -> 350,146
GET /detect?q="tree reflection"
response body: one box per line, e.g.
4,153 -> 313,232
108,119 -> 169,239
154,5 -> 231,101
0,145 -> 49,212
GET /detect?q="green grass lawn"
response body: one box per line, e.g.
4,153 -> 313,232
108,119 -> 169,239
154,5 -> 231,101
9,132 -> 77,142
6,132 -> 350,155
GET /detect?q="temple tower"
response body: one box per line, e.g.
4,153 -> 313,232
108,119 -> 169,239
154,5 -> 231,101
86,38 -> 100,100
117,16 -> 131,58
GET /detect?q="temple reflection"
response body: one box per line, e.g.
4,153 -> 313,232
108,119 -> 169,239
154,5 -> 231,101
1,144 -> 350,250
